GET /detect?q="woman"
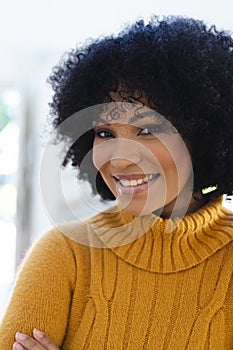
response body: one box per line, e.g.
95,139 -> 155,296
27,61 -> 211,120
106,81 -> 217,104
1,15 -> 233,350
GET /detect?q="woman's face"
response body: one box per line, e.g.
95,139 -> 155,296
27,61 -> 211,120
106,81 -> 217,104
92,102 -> 193,217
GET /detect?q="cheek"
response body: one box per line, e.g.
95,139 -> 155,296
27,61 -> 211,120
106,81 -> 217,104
156,152 -> 176,171
149,139 -> 192,185
92,141 -> 116,193
92,146 -> 100,170
92,140 -> 110,171
148,142 -> 176,173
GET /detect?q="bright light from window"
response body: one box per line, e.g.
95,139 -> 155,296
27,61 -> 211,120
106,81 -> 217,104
2,89 -> 21,109
0,122 -> 19,174
0,221 -> 16,284
0,184 -> 17,218
0,87 -> 21,317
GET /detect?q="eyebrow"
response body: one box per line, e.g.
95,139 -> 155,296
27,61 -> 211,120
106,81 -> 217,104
93,111 -> 163,125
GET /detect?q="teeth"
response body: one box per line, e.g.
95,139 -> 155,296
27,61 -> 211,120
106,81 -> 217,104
130,180 -> 138,186
119,175 -> 156,187
120,179 -> 130,186
137,178 -> 143,184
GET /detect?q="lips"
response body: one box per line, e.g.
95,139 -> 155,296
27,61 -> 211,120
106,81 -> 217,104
114,173 -> 161,195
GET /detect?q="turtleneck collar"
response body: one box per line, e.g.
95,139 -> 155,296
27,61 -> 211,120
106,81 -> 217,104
88,196 -> 233,273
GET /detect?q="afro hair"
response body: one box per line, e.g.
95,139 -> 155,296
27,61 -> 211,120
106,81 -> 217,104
48,16 -> 233,200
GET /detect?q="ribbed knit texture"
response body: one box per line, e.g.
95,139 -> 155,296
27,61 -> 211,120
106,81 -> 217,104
0,196 -> 233,349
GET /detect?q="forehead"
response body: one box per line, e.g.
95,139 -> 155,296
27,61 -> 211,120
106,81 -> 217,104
94,102 -> 166,125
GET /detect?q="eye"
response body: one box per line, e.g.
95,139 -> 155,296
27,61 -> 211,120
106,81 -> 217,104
138,125 -> 164,135
94,129 -> 115,138
138,124 -> 178,136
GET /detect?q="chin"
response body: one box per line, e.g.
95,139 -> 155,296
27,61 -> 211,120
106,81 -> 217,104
118,199 -> 164,217
117,191 -> 183,218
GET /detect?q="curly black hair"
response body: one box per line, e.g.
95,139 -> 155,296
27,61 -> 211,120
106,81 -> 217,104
48,15 -> 233,201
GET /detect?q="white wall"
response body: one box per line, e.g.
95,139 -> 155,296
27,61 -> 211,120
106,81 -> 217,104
1,0 -> 233,83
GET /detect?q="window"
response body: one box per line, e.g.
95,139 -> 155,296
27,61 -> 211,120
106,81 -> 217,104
0,88 -> 22,318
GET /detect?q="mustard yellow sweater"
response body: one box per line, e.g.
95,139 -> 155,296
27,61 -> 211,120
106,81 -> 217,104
0,196 -> 233,349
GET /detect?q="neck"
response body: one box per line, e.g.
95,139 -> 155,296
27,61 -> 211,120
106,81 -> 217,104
154,190 -> 218,219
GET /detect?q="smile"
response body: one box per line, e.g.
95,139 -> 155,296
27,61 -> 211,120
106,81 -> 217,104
114,174 -> 161,195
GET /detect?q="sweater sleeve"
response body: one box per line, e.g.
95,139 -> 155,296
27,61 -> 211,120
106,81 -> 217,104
0,229 -> 77,349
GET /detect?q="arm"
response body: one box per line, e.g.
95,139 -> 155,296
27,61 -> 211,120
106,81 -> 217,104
0,230 -> 76,349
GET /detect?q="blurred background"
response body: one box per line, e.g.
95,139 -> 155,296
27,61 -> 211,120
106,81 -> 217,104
0,0 -> 233,319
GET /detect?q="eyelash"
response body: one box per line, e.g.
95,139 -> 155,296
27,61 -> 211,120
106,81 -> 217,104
94,125 -> 166,138
139,125 -> 166,135
94,129 -> 114,138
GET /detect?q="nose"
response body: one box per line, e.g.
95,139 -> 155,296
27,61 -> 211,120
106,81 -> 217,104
110,139 -> 142,169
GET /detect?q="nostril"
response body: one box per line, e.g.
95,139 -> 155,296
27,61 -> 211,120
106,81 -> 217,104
110,156 -> 140,168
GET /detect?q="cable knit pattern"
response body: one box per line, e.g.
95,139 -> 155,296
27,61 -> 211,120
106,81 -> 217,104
0,196 -> 233,349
